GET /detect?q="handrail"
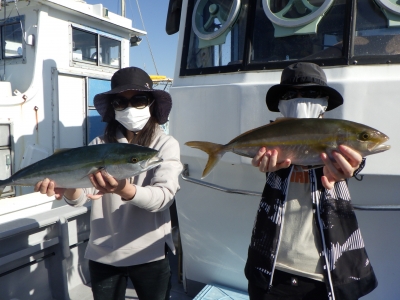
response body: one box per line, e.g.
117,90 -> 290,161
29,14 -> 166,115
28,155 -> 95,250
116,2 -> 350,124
181,164 -> 400,211
351,205 -> 400,211
181,164 -> 262,197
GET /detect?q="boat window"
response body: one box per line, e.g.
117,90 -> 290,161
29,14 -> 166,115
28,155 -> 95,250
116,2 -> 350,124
72,28 -> 98,64
354,0 -> 400,57
87,78 -> 110,143
251,0 -> 345,63
99,36 -> 121,67
0,16 -> 24,59
185,0 -> 248,71
72,27 -> 121,68
180,0 -> 400,75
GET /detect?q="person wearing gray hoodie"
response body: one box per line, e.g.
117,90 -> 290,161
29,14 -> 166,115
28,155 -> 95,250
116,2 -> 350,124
35,67 -> 182,300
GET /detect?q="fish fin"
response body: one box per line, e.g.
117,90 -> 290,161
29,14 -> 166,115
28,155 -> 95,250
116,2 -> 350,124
54,148 -> 72,154
185,141 -> 226,178
86,167 -> 103,176
231,149 -> 255,158
228,118 -> 297,144
273,117 -> 296,123
0,181 -> 9,198
309,165 -> 325,169
299,164 -> 325,170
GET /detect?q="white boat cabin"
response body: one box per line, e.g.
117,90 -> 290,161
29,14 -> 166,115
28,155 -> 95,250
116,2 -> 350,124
0,0 -> 145,299
168,0 -> 400,299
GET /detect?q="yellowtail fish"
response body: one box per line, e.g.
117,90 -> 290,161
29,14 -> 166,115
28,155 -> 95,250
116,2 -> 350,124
185,118 -> 390,178
0,143 -> 162,194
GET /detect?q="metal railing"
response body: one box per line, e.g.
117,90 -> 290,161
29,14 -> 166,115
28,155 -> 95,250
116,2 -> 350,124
181,164 -> 400,211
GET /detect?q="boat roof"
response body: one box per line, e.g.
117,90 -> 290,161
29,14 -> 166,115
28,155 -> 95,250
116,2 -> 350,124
37,0 -> 146,36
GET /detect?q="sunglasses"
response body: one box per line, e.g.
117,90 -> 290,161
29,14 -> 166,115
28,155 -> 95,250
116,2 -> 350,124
111,94 -> 154,111
280,89 -> 324,100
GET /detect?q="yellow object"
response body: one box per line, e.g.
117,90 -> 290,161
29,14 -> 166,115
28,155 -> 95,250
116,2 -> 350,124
150,75 -> 173,82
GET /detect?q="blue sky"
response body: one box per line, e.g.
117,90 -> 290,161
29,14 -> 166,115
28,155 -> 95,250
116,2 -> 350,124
86,0 -> 179,79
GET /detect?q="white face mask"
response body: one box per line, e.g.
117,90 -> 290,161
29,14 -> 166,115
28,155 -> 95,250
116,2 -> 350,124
115,106 -> 151,132
278,97 -> 328,118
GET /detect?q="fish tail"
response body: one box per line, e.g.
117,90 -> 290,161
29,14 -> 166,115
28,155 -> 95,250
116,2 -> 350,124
185,141 -> 226,178
0,181 -> 7,198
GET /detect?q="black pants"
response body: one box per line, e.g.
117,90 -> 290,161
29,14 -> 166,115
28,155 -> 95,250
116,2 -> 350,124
89,257 -> 171,300
248,270 -> 329,300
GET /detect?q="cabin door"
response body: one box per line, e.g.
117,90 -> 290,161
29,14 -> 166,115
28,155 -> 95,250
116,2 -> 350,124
57,74 -> 87,148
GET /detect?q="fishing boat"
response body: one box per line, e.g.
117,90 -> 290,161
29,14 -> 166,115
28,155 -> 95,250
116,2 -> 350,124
166,0 -> 400,299
0,0 -> 190,298
1,0 -> 400,299
0,0 -> 162,299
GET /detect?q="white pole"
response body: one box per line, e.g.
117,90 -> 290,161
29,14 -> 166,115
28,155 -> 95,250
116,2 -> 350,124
121,0 -> 126,17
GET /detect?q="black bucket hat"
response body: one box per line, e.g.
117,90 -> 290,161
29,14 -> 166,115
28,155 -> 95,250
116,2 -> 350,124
266,62 -> 343,112
94,67 -> 172,124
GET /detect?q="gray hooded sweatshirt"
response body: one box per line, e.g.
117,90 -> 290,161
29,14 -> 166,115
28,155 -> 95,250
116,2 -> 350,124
65,127 -> 182,266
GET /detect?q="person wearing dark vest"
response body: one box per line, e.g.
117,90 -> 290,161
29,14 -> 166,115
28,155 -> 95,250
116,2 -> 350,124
245,62 -> 377,300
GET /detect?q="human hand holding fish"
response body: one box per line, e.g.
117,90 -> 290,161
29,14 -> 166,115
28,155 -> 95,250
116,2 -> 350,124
251,144 -> 362,190
321,145 -> 363,190
251,147 -> 291,172
33,170 -> 137,201
86,170 -> 137,201
34,178 -> 66,200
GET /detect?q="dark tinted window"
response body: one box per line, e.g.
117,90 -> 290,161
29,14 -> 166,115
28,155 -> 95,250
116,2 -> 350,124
354,0 -> 400,56
180,0 -> 400,75
185,0 -> 248,70
99,36 -> 121,68
251,0 -> 346,63
72,28 -> 98,64
2,21 -> 23,58
72,27 -> 121,68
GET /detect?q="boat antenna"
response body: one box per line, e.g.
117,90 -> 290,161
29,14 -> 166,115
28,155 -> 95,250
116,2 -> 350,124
121,0 -> 126,17
135,0 -> 159,75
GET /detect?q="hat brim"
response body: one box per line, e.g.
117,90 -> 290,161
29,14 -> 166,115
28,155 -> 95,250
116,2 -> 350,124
266,83 -> 343,112
94,85 -> 172,125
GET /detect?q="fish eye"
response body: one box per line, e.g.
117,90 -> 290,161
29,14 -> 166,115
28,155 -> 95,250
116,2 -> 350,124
131,157 -> 138,163
359,132 -> 370,141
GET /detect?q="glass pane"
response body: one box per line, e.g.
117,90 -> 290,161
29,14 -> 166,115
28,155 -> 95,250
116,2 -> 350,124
99,36 -> 120,67
88,109 -> 106,143
251,0 -> 346,63
87,78 -> 110,143
354,0 -> 400,56
3,23 -> 23,58
72,28 -> 97,64
186,0 -> 248,70
88,78 -> 111,107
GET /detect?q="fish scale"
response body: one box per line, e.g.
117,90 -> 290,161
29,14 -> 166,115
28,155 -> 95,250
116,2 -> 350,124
185,118 -> 390,178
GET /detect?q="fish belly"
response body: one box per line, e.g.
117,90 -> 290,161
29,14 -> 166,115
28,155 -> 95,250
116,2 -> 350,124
106,164 -> 145,180
10,169 -> 95,188
231,144 -> 324,166
231,147 -> 261,158
279,145 -> 323,166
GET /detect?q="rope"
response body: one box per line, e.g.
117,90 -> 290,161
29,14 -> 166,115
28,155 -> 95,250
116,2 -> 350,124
135,0 -> 159,75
